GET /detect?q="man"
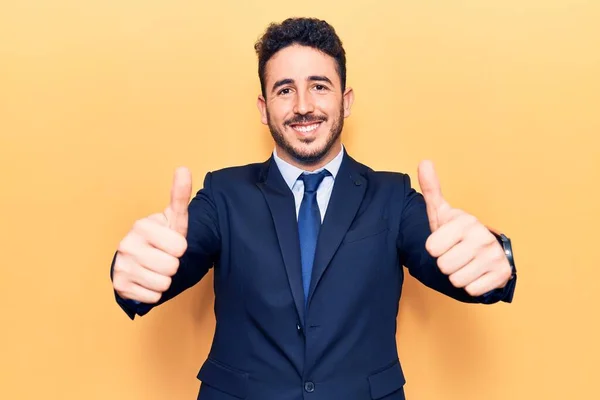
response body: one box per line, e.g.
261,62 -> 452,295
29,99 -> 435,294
111,17 -> 516,400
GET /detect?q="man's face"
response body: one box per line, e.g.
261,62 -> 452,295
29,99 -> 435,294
257,45 -> 354,167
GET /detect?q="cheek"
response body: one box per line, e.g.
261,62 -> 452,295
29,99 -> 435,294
316,97 -> 341,116
268,104 -> 292,124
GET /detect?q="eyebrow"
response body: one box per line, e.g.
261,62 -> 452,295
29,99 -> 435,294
272,78 -> 294,93
271,75 -> 334,94
308,75 -> 333,86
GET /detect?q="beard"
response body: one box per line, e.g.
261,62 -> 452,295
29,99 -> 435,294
267,104 -> 344,166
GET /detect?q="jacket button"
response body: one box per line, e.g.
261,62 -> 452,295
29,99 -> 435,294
304,381 -> 315,393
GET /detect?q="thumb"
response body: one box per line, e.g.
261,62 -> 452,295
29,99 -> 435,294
418,160 -> 450,231
165,166 -> 192,236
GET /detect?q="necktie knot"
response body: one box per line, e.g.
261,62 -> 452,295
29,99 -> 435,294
299,170 -> 330,193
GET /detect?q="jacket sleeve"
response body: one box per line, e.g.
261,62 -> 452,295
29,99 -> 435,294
110,171 -> 221,319
396,174 -> 515,304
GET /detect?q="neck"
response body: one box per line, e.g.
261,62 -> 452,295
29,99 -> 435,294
277,142 -> 342,172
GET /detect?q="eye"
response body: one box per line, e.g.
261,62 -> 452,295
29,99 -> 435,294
278,88 -> 293,96
314,84 -> 328,91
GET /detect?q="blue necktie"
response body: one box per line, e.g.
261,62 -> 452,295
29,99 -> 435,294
297,170 -> 330,306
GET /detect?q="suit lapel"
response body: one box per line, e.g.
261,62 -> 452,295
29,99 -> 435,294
256,158 -> 305,325
307,154 -> 367,307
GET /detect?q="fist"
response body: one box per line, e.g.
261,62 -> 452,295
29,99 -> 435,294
418,160 -> 512,296
112,167 -> 192,304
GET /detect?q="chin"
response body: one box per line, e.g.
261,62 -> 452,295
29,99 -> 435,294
295,139 -> 327,154
292,144 -> 333,164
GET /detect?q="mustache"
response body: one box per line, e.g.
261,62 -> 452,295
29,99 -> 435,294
284,115 -> 327,126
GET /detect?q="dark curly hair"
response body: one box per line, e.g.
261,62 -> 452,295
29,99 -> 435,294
254,17 -> 346,98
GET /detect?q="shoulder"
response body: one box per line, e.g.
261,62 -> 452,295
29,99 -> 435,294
211,161 -> 266,179
346,156 -> 423,205
200,159 -> 268,187
348,156 -> 411,187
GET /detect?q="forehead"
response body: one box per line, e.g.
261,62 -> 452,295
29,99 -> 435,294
265,44 -> 340,86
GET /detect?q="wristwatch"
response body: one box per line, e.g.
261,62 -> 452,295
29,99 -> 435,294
492,232 -> 517,279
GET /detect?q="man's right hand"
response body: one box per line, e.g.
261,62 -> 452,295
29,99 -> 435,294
112,167 -> 193,304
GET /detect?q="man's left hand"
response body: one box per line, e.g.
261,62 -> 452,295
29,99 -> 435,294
417,160 -> 512,296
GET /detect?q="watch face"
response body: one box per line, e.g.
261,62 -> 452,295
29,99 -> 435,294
504,242 -> 513,260
502,236 -> 515,270
491,232 -> 515,270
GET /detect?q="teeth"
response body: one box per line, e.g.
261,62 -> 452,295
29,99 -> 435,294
293,123 -> 320,133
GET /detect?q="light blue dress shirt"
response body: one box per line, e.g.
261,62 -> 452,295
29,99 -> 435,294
272,145 -> 344,222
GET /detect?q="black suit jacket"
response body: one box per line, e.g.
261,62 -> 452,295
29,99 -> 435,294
112,153 -> 515,400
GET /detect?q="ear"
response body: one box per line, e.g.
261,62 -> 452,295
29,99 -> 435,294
342,87 -> 354,118
257,95 -> 268,125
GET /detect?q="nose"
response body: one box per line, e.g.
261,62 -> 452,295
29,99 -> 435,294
293,89 -> 315,115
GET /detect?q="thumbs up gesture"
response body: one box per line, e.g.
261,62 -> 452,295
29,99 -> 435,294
112,167 -> 193,303
418,161 -> 512,296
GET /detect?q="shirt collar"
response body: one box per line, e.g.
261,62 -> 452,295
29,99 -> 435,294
273,144 -> 344,191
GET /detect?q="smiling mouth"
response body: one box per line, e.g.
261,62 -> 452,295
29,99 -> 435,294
290,122 -> 322,133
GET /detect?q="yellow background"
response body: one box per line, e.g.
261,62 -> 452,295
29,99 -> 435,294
1,1 -> 599,399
